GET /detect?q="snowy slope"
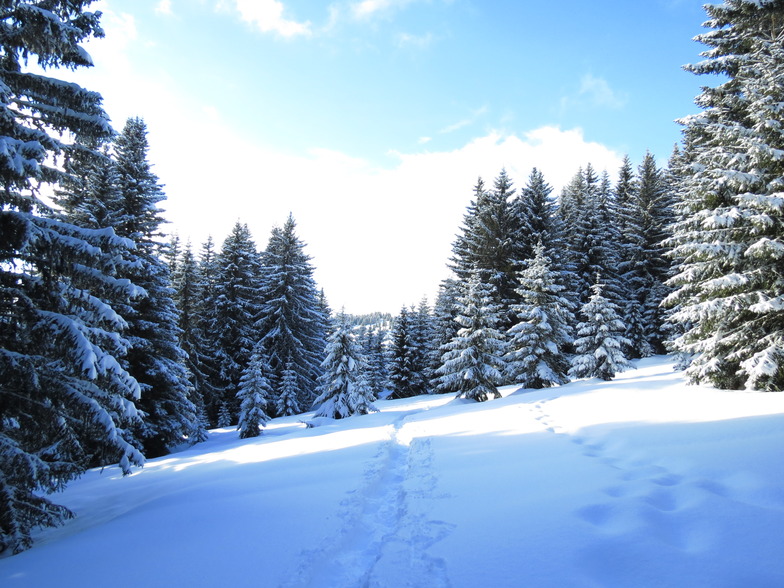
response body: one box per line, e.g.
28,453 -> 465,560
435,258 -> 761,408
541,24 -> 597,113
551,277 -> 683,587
2,356 -> 784,587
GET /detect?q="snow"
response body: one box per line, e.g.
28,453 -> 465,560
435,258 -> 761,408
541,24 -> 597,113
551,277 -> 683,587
3,357 -> 784,587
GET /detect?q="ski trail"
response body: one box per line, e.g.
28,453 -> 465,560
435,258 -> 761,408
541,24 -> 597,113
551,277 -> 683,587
281,410 -> 453,588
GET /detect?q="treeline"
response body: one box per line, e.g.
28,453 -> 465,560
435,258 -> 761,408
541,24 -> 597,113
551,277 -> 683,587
352,155 -> 676,402
165,216 -> 330,430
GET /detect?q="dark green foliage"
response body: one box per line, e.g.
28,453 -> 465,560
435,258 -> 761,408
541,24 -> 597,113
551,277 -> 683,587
0,0 -> 145,554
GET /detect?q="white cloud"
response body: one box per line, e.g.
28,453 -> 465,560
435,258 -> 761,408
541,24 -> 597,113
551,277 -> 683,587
221,0 -> 312,37
397,31 -> 434,49
351,0 -> 416,19
573,74 -> 627,110
155,0 -> 173,16
155,125 -> 622,315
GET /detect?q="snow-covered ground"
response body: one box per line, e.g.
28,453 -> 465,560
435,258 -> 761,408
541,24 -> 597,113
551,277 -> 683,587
3,356 -> 784,587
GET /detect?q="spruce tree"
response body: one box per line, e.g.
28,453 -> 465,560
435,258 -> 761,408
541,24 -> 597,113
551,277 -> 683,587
666,0 -> 784,390
111,117 -> 202,457
437,275 -> 506,402
506,243 -> 574,388
569,279 -> 631,381
387,306 -> 428,399
276,361 -> 302,417
450,171 -> 518,331
431,279 -> 463,393
0,1 -> 145,553
257,215 -> 327,413
313,317 -> 377,419
203,222 -> 261,424
236,344 -> 273,439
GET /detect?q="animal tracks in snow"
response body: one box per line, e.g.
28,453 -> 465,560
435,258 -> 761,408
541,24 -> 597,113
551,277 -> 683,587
281,411 -> 454,588
532,401 -> 725,552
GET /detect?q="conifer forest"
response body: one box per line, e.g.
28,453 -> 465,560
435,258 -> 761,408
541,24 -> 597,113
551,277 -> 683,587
3,0 -> 784,557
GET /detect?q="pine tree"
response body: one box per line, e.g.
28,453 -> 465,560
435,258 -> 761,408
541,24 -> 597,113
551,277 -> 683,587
431,279 -> 463,393
450,172 -> 519,331
186,236 -> 222,425
203,223 -> 261,423
276,361 -> 302,417
236,345 -> 273,438
358,327 -> 389,399
387,306 -> 428,399
506,243 -> 574,388
666,0 -> 784,390
0,1 -> 145,553
111,117 -> 201,457
437,275 -> 506,402
257,215 -> 327,413
569,279 -> 632,381
313,317 -> 377,419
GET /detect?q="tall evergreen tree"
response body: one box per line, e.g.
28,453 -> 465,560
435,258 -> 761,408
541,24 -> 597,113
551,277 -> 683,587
506,243 -> 574,388
0,1 -> 145,553
111,117 -> 202,457
257,215 -> 327,412
313,317 -> 377,419
431,279 -> 463,393
203,223 -> 260,424
569,279 -> 632,381
437,275 -> 506,402
666,0 -> 784,390
358,327 -> 389,399
450,171 -> 518,330
387,306 -> 428,399
236,344 -> 273,439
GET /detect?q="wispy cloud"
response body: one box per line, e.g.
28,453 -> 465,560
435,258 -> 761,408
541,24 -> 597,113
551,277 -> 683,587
578,74 -> 626,109
561,74 -> 627,113
351,0 -> 413,19
220,0 -> 312,38
397,31 -> 435,49
438,105 -> 488,135
155,0 -> 173,16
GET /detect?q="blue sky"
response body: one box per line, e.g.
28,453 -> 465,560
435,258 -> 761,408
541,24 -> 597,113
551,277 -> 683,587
68,0 -> 709,314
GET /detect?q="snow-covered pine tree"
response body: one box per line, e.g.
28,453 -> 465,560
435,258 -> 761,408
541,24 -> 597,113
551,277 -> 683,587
437,275 -> 506,402
358,327 -> 389,399
387,306 -> 428,398
111,117 -> 202,457
511,168 -> 558,262
666,0 -> 784,390
450,172 -> 519,331
431,279 -> 463,393
614,156 -> 653,359
236,344 -> 273,438
276,360 -> 302,417
202,222 -> 261,424
0,1 -> 145,553
257,215 -> 327,413
506,243 -> 574,388
186,236 -> 222,424
313,316 -> 377,419
411,298 -> 435,391
560,165 -> 625,311
635,152 -> 674,353
569,278 -> 632,381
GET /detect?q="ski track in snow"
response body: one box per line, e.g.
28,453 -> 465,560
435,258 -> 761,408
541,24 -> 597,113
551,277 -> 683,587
281,409 -> 454,588
532,397 -> 784,561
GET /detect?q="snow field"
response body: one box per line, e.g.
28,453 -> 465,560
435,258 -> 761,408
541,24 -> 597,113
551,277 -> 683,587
2,356 -> 784,587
